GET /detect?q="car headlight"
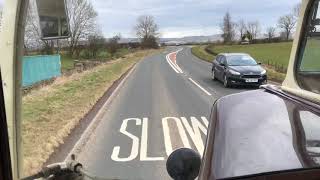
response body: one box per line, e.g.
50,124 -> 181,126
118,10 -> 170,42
261,70 -> 267,75
229,69 -> 241,75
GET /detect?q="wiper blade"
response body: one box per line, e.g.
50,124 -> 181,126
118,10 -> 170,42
21,155 -> 121,180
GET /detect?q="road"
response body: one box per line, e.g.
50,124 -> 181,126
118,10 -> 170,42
77,47 -> 252,179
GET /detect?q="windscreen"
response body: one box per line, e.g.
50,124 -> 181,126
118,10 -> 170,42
1,0 -> 315,179
227,55 -> 258,66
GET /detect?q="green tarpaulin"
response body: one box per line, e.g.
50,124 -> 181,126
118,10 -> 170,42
22,55 -> 61,87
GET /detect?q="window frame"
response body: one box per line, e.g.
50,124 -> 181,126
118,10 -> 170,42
0,70 -> 13,180
215,55 -> 222,64
294,0 -> 320,92
221,56 -> 227,65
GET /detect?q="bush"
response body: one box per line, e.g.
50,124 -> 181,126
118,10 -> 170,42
141,35 -> 159,49
97,51 -> 111,59
106,35 -> 121,56
79,49 -> 92,59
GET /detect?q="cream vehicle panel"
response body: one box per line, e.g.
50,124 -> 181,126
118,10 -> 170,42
282,0 -> 320,103
0,0 -> 27,179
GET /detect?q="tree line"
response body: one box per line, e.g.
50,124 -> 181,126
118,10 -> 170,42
221,3 -> 301,43
24,0 -> 160,58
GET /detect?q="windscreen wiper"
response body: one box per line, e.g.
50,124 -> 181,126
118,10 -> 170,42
21,155 -> 120,180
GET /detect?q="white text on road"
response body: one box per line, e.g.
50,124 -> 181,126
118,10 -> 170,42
111,116 -> 209,162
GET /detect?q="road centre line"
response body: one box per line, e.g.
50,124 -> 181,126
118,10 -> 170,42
188,78 -> 212,96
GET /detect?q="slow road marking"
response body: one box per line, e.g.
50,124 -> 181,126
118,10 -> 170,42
111,116 -> 209,162
188,78 -> 212,96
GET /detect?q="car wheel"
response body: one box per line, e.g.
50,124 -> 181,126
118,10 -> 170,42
211,70 -> 216,80
223,75 -> 230,88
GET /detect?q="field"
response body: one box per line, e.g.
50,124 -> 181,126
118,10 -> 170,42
191,42 -> 295,82
300,39 -> 320,71
22,49 -> 163,175
194,42 -> 293,67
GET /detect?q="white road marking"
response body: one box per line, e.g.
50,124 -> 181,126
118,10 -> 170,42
162,117 -> 191,156
201,116 -> 209,128
140,118 -> 165,161
181,117 -> 207,154
165,48 -> 184,74
188,78 -> 212,96
166,54 -> 180,73
111,118 -> 141,162
171,48 -> 184,73
112,116 -> 208,161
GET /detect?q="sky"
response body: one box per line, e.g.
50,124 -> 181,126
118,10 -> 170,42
92,0 -> 301,38
0,0 -> 301,38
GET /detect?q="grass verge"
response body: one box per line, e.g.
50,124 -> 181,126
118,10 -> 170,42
61,54 -> 74,71
191,45 -> 214,62
22,49 -> 163,176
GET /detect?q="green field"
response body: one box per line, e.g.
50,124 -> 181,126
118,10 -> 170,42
300,39 -> 320,71
191,42 -> 295,82
200,42 -> 293,68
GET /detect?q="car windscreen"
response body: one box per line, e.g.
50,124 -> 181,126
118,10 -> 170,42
227,55 -> 258,66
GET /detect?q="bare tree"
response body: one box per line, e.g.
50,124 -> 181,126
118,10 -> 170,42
67,0 -> 98,56
87,33 -> 105,59
107,34 -> 121,56
265,27 -> 276,41
221,12 -> 236,43
134,15 -> 159,48
24,1 -> 54,54
277,14 -> 296,40
293,3 -> 302,20
237,19 -> 247,40
247,21 -> 260,40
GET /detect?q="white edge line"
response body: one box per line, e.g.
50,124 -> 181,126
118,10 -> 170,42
64,64 -> 138,161
172,48 -> 184,73
166,54 -> 180,73
166,50 -> 183,73
167,53 -> 181,73
188,78 -> 212,96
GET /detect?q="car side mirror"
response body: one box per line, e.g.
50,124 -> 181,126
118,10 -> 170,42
36,0 -> 70,40
258,62 -> 262,65
219,63 -> 225,66
166,148 -> 201,180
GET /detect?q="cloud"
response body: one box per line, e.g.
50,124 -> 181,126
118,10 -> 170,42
92,0 -> 301,38
160,26 -> 221,38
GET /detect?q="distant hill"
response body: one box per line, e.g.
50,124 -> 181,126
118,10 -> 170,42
161,34 -> 222,43
117,34 -> 222,44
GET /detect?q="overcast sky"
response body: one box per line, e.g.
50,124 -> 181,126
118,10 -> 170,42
92,0 -> 301,38
0,0 -> 301,38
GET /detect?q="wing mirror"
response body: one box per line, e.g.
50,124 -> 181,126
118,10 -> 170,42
36,0 -> 70,40
166,148 -> 201,180
219,63 -> 225,66
258,62 -> 262,65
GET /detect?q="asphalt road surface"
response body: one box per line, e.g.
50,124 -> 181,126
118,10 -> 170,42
77,47 -> 253,179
